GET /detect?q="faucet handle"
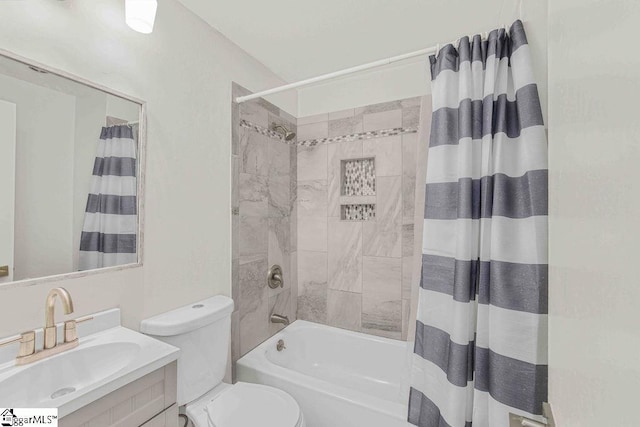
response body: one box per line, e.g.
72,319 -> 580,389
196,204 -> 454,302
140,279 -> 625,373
64,316 -> 93,343
0,331 -> 36,358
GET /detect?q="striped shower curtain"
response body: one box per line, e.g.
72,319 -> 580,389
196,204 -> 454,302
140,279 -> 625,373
409,20 -> 548,427
78,125 -> 137,270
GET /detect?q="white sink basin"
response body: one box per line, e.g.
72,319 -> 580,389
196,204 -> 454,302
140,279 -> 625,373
0,314 -> 179,417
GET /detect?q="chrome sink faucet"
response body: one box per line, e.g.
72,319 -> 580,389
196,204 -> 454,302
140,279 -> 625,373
0,287 -> 92,365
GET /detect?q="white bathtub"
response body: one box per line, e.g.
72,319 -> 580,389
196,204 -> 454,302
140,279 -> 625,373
236,320 -> 411,427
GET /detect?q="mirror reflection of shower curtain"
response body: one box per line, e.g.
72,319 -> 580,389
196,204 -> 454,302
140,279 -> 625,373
78,124 -> 137,270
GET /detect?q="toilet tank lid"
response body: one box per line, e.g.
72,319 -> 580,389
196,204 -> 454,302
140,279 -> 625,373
140,295 -> 234,336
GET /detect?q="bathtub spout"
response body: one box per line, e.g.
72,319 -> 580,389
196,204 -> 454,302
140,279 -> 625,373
270,313 -> 290,325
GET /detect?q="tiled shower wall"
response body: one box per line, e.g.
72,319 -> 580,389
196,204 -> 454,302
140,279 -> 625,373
231,83 -> 297,374
295,97 -> 423,340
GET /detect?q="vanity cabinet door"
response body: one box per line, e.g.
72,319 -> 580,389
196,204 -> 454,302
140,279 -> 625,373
60,362 -> 177,427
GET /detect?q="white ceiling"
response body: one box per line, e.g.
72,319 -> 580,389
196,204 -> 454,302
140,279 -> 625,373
176,0 -> 518,83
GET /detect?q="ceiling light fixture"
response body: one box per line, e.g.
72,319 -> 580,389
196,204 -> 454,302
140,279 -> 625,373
125,0 -> 158,34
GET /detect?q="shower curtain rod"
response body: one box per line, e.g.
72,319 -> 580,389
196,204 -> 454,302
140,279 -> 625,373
235,27 -> 501,104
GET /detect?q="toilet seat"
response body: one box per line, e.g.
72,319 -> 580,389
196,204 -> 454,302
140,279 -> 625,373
186,382 -> 304,427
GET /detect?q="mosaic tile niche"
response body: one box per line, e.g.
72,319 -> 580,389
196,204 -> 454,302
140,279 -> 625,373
342,158 -> 375,196
340,158 -> 376,221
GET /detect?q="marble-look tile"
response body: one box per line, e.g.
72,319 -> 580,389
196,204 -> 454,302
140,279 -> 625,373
327,290 -> 362,332
297,216 -> 327,252
402,106 -> 421,129
363,109 -> 402,132
269,290 -> 292,335
297,144 -> 328,181
256,97 -> 281,117
231,310 -> 240,380
232,256 -> 239,305
240,100 -> 269,128
328,218 -> 362,293
232,103 -> 240,156
239,128 -> 269,176
232,213 -> 239,259
268,139 -> 291,176
239,255 -> 269,355
327,140 -> 363,217
401,299 -> 411,341
298,180 -> 328,217
268,174 -> 291,218
239,173 -> 268,217
290,251 -> 298,321
358,100 -> 403,115
401,96 -> 422,108
290,203 -> 298,252
362,256 -> 402,338
232,155 -> 239,209
269,112 -> 295,132
328,115 -> 363,138
297,113 -> 328,126
268,216 -> 291,294
402,133 -> 418,220
278,108 -> 297,126
363,135 -> 402,177
239,216 -> 268,256
363,176 -> 402,257
297,251 -> 328,323
402,224 -> 414,257
298,121 -> 329,141
328,108 -> 355,120
402,255 -> 414,300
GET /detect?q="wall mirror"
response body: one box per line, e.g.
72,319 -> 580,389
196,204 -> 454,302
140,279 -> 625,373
0,51 -> 145,287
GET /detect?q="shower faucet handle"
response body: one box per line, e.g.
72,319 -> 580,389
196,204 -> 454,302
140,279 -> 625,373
268,265 -> 284,289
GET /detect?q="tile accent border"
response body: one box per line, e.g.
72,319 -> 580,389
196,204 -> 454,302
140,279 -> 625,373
240,118 -> 289,142
241,118 -> 418,147
298,127 -> 418,147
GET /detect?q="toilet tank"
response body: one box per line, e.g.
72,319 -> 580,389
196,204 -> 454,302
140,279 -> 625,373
140,295 -> 234,406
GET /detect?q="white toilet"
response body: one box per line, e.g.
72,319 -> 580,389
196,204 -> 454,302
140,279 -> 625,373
140,295 -> 304,427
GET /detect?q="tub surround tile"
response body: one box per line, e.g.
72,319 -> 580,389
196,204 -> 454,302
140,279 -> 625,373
268,217 -> 291,292
297,251 -> 328,323
297,144 -> 328,181
231,310 -> 240,379
328,108 -> 355,120
239,128 -> 269,176
402,106 -> 421,129
328,115 -> 363,138
363,109 -> 403,132
239,216 -> 268,256
268,174 -> 291,218
402,224 -> 414,257
256,97 -> 281,117
240,100 -> 269,128
232,155 -> 240,209
402,133 -> 419,220
401,96 -> 422,108
290,252 -> 298,320
239,173 -> 268,217
328,218 -> 362,293
297,216 -> 328,252
327,140 -> 363,217
269,291 -> 292,335
363,136 -> 402,177
363,176 -> 402,258
327,290 -> 362,332
298,180 -> 328,217
239,255 -> 269,355
297,113 -> 328,126
268,139 -> 291,176
297,121 -> 329,141
362,256 -> 402,338
402,255 -> 413,300
359,100 -> 403,115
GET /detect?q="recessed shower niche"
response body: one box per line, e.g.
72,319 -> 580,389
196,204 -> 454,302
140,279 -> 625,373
340,157 -> 376,221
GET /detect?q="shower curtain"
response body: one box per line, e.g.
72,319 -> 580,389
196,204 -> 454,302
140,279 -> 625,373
78,124 -> 137,270
409,20 -> 548,427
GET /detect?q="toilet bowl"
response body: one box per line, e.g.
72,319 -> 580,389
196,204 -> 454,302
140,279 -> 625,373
140,295 -> 304,427
186,382 -> 304,427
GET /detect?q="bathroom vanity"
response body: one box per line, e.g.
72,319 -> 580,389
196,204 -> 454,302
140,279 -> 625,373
0,308 -> 180,427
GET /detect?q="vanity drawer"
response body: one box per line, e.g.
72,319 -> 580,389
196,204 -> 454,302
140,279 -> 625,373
60,362 -> 177,427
